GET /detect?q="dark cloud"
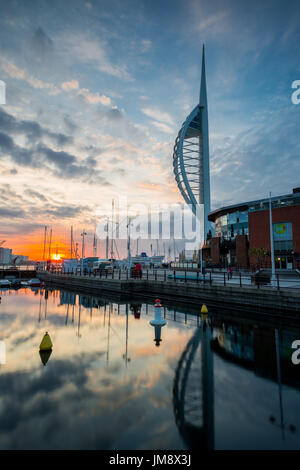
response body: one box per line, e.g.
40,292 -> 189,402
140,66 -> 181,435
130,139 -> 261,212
0,132 -> 14,151
0,131 -> 109,185
39,205 -> 87,219
85,156 -> 97,166
36,144 -> 109,184
0,223 -> 43,235
0,108 -> 111,185
105,108 -> 123,121
63,114 -> 78,134
0,132 -> 33,166
36,144 -> 76,167
0,108 -> 73,147
0,207 -> 25,218
0,184 -> 22,203
24,189 -> 48,202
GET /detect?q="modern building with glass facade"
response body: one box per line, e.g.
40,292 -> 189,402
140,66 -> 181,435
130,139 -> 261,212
206,187 -> 300,270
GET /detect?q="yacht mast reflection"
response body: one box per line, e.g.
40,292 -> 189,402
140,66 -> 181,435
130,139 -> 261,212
123,303 -> 131,366
173,315 -> 214,450
65,303 -> 69,325
106,303 -> 112,366
76,301 -> 82,340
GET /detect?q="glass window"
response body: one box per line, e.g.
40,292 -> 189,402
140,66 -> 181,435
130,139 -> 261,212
240,211 -> 248,222
274,240 -> 293,251
221,214 -> 228,225
228,212 -> 237,224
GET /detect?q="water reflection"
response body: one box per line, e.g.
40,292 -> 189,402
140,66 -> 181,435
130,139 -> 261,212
173,314 -> 214,450
39,349 -> 52,366
0,287 -> 300,449
211,319 -> 299,443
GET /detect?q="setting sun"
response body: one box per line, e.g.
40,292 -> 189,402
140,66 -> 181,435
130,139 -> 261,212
52,254 -> 61,261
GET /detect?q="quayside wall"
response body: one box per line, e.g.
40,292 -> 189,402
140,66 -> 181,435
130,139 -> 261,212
39,272 -> 300,316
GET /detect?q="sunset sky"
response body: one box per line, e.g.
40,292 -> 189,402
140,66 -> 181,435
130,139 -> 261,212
0,0 -> 299,260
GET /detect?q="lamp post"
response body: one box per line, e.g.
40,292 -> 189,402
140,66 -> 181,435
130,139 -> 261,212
105,217 -> 109,259
269,193 -> 276,287
127,219 -> 132,271
81,229 -> 87,273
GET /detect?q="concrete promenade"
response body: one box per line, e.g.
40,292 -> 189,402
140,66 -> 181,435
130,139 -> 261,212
39,270 -> 300,316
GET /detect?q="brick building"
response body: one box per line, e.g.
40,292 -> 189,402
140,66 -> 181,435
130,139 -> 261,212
206,187 -> 300,270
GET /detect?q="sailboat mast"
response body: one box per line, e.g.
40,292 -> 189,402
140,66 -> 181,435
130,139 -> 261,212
127,217 -> 132,270
42,226 -> 47,268
93,233 -> 97,257
105,217 -> 109,259
48,228 -> 52,260
110,199 -> 114,259
71,226 -> 73,259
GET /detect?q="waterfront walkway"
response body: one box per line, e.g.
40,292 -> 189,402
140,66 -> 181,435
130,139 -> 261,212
39,269 -> 300,316
40,268 -> 300,290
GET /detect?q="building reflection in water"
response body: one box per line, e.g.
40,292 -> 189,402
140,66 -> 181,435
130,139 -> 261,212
173,314 -> 214,450
130,304 -> 141,319
172,311 -> 299,449
211,319 -> 298,439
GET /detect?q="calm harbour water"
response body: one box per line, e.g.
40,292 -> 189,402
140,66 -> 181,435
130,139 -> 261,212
0,287 -> 300,450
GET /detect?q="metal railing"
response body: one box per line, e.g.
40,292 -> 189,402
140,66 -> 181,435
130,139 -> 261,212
41,267 -> 300,291
0,265 -> 36,271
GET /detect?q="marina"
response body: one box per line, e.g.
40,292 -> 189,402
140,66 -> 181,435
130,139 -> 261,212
0,0 -> 300,455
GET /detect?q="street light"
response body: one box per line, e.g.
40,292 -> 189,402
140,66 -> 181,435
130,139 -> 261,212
126,214 -> 137,271
81,229 -> 87,273
268,192 -> 276,287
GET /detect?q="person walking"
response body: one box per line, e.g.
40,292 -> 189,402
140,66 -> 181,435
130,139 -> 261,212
228,265 -> 233,280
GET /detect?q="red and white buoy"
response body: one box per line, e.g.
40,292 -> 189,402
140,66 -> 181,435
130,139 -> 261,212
150,298 -> 166,326
150,298 -> 166,347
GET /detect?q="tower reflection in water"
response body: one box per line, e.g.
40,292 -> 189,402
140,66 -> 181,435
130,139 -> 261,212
173,314 -> 214,450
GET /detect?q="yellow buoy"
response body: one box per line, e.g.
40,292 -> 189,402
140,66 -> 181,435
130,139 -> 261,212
40,332 -> 53,351
201,304 -> 208,314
